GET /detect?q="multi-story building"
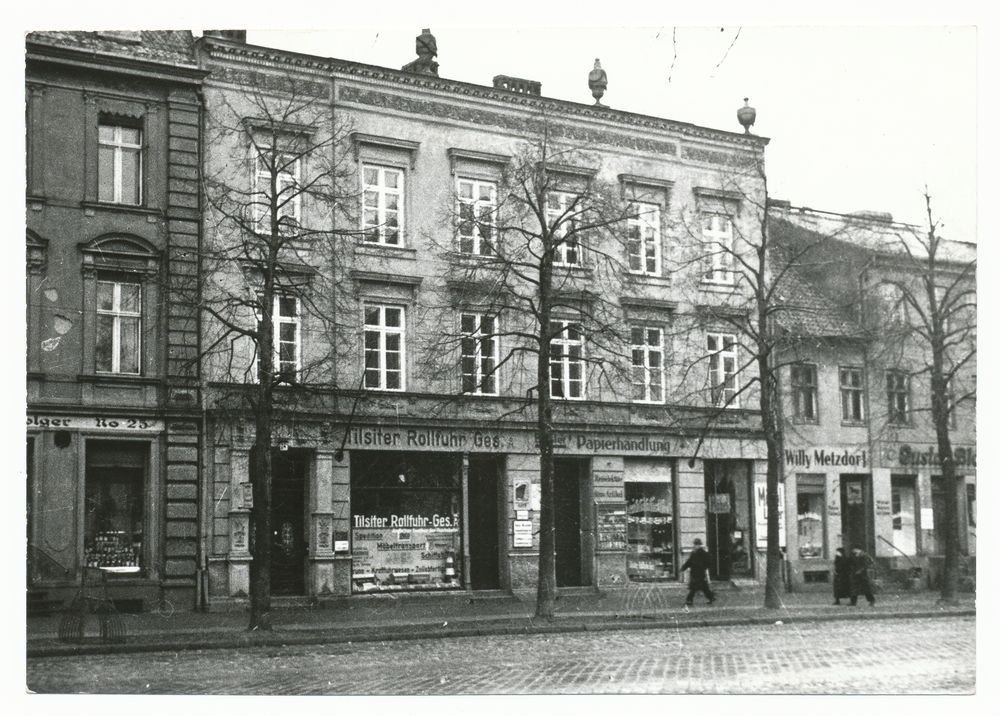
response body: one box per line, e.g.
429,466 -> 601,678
26,31 -> 206,611
195,30 -> 773,604
770,204 -> 976,591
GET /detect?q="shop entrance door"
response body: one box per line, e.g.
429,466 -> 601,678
840,474 -> 874,555
467,457 -> 501,590
554,458 -> 586,587
271,450 -> 308,595
704,461 -> 753,581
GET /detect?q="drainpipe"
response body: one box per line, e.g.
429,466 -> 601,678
195,83 -> 210,611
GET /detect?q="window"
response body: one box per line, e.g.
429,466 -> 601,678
702,214 -> 734,283
627,202 -> 660,276
546,191 -> 581,266
707,332 -> 738,407
461,313 -> 498,395
891,477 -> 917,556
253,145 -> 301,234
796,476 -> 826,559
791,363 -> 818,421
550,321 -> 584,399
256,296 -> 301,382
85,442 -> 146,571
458,179 -> 496,255
96,279 -> 141,374
887,370 -> 909,425
631,326 -> 665,403
364,305 -> 405,391
362,165 -> 403,245
98,122 -> 142,205
840,367 -> 865,422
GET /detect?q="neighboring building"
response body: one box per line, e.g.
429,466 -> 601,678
770,204 -> 977,591
194,30 -> 772,604
26,32 -> 206,610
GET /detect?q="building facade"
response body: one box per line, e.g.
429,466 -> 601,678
26,32 -> 206,610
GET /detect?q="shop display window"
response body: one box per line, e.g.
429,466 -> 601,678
625,482 -> 674,580
351,453 -> 462,592
796,475 -> 826,559
84,442 -> 146,572
891,477 -> 918,556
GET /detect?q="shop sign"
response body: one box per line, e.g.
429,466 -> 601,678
885,444 -> 977,469
594,485 -> 625,502
27,414 -> 164,432
921,507 -> 935,530
513,520 -> 533,548
351,513 -> 461,590
846,483 -> 863,505
754,482 -> 786,549
707,494 -> 731,513
345,427 -> 509,451
784,447 -> 867,470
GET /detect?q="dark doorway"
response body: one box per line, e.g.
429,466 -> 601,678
705,466 -> 734,581
840,474 -> 874,555
271,450 -> 308,595
554,458 -> 585,587
467,456 -> 502,590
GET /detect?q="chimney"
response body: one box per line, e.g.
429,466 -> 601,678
204,30 -> 247,43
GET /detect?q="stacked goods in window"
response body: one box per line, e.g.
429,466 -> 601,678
84,531 -> 140,568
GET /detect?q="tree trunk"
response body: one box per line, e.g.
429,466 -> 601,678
759,363 -> 785,610
248,436 -> 273,630
535,245 -> 557,620
932,369 -> 961,605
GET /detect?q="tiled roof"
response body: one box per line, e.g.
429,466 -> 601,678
771,261 -> 863,339
26,30 -> 197,67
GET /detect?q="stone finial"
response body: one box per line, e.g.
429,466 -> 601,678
737,97 -> 756,134
588,58 -> 608,106
402,28 -> 439,76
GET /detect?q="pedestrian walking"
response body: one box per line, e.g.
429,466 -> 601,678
680,538 -> 715,606
832,547 -> 850,605
848,546 -> 875,606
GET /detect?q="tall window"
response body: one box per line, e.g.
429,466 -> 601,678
253,145 -> 301,234
796,476 -> 826,559
707,332 -> 738,407
85,442 -> 146,571
840,367 -> 865,422
364,305 -> 405,391
546,191 -> 581,266
627,202 -> 661,275
631,326 -> 665,403
702,214 -> 734,283
98,122 -> 142,205
550,321 -> 584,399
461,313 -> 498,395
887,370 -> 909,425
791,363 -> 818,421
458,179 -> 496,255
96,279 -> 141,374
362,165 -> 403,245
256,296 -> 301,382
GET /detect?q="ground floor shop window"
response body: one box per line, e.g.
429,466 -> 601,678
350,452 -> 462,592
967,482 -> 976,555
84,441 -> 147,571
625,481 -> 674,580
891,476 -> 918,556
796,475 -> 825,559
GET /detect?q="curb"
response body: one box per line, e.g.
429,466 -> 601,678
26,607 -> 975,658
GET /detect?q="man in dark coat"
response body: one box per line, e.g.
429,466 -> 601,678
832,547 -> 850,605
680,538 -> 715,606
848,546 -> 875,606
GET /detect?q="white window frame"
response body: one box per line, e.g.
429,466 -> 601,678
702,214 -> 734,284
791,363 -> 819,421
546,191 -> 581,266
364,304 -> 406,391
253,145 -> 301,235
362,165 -> 404,246
630,325 -> 665,403
254,295 -> 302,382
707,332 -> 739,408
457,178 -> 497,256
840,366 -> 866,423
98,122 -> 142,205
550,320 -> 585,400
96,279 -> 142,374
887,370 -> 909,425
627,202 -> 661,276
461,313 -> 499,395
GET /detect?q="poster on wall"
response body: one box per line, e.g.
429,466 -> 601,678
351,512 -> 460,592
754,482 -> 786,549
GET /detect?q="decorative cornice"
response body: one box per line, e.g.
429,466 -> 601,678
350,270 -> 424,288
620,297 -> 678,313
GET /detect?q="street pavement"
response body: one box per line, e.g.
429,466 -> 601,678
27,616 -> 975,694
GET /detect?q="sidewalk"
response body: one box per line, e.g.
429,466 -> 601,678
27,586 -> 975,658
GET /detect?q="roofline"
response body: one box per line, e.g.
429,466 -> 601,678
198,36 -> 770,149
26,38 -> 209,84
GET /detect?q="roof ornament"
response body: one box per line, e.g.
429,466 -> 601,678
737,97 -> 756,134
402,28 -> 439,77
589,59 -> 608,106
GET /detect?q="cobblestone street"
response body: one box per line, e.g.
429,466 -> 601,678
27,615 -> 974,695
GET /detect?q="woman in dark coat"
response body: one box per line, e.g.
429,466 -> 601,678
848,546 -> 875,606
832,547 -> 850,605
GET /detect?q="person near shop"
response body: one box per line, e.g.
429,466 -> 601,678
848,546 -> 875,606
680,538 -> 715,606
832,547 -> 850,605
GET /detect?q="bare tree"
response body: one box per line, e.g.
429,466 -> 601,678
425,130 -> 638,619
197,75 -> 355,630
